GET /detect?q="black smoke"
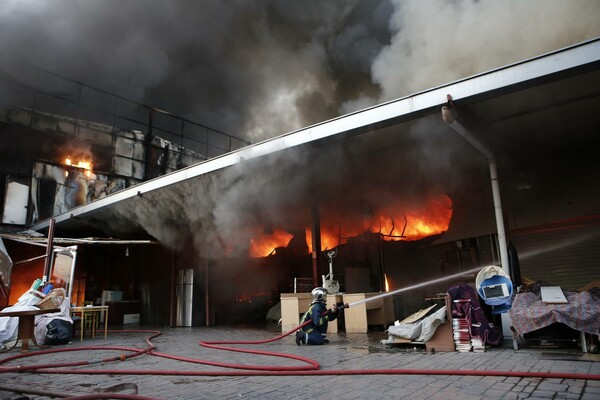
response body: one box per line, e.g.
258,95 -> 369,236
0,0 -> 392,141
1,1 -> 598,141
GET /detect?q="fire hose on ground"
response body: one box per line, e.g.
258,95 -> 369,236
1,268 -> 599,399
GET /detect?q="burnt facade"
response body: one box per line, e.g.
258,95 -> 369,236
2,40 -> 600,328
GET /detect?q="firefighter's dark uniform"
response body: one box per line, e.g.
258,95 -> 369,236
296,301 -> 339,345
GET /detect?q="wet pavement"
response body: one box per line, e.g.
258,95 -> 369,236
0,324 -> 599,399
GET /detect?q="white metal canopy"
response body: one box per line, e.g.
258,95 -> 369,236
29,38 -> 600,239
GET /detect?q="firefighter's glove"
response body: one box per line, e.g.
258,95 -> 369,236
335,302 -> 347,318
327,307 -> 338,321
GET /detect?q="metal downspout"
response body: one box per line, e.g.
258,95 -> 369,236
441,106 -> 512,338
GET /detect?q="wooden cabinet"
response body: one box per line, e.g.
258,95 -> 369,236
279,293 -> 345,333
280,293 -> 312,332
105,301 -> 140,325
342,293 -> 394,333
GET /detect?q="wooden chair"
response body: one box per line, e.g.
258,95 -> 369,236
82,301 -> 99,338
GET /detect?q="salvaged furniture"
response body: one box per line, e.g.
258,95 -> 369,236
0,307 -> 60,352
342,292 -> 394,333
70,305 -> 108,341
280,293 -> 343,333
104,300 -> 140,325
280,293 -> 312,332
509,288 -> 599,353
381,294 -> 455,352
424,294 -> 455,353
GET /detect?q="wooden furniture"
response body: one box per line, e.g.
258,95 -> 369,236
280,293 -> 312,332
512,324 -> 589,353
280,293 -> 343,333
104,301 -> 140,325
424,294 -> 455,353
70,306 -> 108,341
425,323 -> 455,352
342,292 -> 394,333
0,308 -> 60,352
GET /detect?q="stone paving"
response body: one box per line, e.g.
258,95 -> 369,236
0,324 -> 598,399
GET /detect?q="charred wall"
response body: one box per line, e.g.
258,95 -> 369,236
0,108 -> 207,226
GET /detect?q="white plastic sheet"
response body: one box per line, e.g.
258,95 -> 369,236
387,306 -> 447,342
0,289 -> 72,346
0,290 -> 40,345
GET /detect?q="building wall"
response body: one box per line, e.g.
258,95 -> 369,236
0,109 -> 206,226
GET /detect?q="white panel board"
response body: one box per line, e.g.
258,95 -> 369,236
2,179 -> 29,224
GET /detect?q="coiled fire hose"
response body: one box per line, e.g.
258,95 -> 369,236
0,324 -> 599,400
1,320 -> 599,381
1,269 -> 599,399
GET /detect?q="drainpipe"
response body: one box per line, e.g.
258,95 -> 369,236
441,107 -> 509,274
442,106 -> 513,340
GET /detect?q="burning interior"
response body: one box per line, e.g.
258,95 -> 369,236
2,39 -> 599,331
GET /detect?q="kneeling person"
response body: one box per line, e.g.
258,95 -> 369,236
296,287 -> 340,345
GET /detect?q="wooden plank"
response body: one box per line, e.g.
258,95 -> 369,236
425,323 -> 455,352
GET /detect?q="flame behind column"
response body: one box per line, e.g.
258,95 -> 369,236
250,194 -> 452,257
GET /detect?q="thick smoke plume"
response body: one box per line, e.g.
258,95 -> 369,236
3,1 -> 599,255
372,0 -> 600,102
3,1 -> 597,143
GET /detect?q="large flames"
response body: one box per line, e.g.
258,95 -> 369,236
250,194 -> 452,257
65,156 -> 94,177
249,228 -> 294,258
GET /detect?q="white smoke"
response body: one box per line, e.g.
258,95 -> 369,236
372,0 -> 600,102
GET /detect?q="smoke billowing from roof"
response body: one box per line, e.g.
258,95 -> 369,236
2,1 -> 598,143
372,0 -> 600,102
98,117 -> 475,258
4,1 -> 599,256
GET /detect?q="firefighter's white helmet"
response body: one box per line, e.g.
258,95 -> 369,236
311,287 -> 328,303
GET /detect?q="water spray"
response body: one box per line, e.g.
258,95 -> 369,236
344,266 -> 482,308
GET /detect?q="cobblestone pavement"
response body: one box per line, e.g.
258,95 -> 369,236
0,325 -> 599,399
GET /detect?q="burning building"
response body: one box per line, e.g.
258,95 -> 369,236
1,38 -> 600,330
0,57 -> 250,228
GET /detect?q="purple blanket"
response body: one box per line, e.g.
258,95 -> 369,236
509,290 -> 600,336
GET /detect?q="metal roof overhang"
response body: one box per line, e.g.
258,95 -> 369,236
30,38 -> 600,237
0,234 -> 156,247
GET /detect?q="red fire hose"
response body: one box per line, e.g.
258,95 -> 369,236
1,321 -> 599,400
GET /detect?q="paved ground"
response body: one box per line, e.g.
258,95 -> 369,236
0,324 -> 599,400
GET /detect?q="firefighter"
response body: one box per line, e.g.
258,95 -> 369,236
295,287 -> 342,345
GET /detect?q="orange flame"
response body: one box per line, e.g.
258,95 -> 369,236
249,228 -> 293,258
249,194 -> 452,257
384,274 -> 390,292
310,194 -> 452,252
371,195 -> 452,241
306,228 -> 340,253
65,157 -> 94,177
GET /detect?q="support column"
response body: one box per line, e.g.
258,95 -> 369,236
311,203 -> 322,288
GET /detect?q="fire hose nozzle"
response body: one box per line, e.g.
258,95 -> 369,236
336,302 -> 350,309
